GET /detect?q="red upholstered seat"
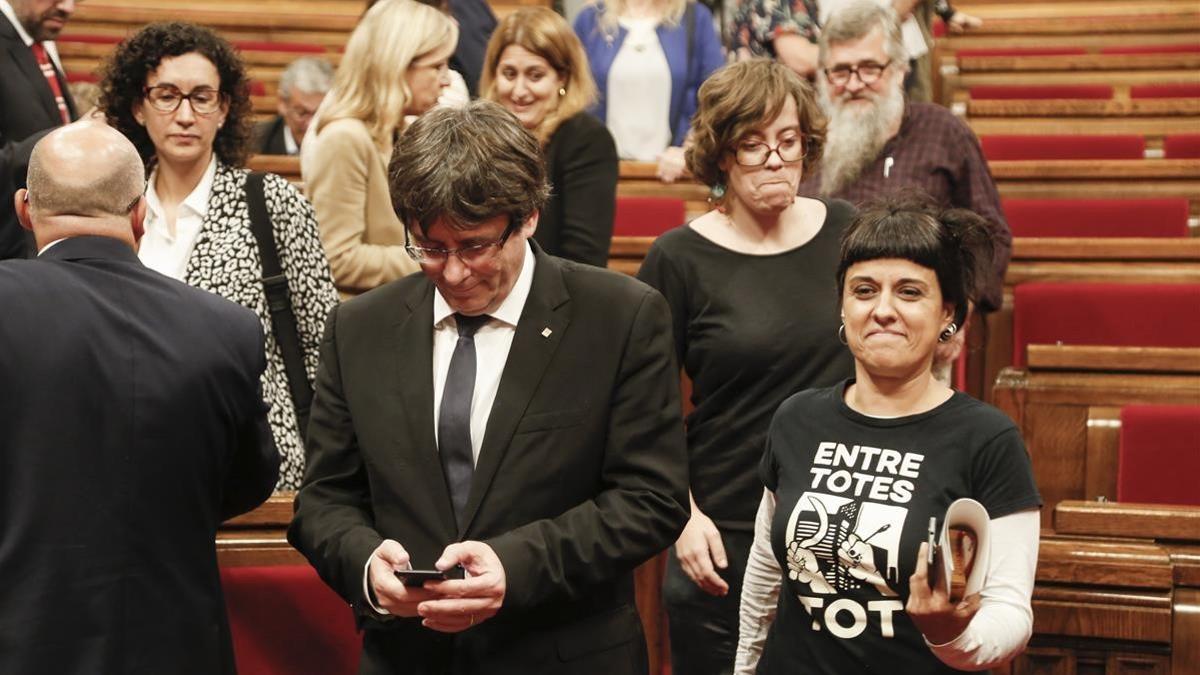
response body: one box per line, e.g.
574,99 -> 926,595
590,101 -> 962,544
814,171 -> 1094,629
221,565 -> 360,675
57,33 -> 122,44
234,40 -> 326,54
1131,83 -> 1200,99
980,135 -> 1145,161
1002,198 -> 1190,237
66,71 -> 99,84
956,47 -> 1087,57
1101,44 -> 1200,55
1165,134 -> 1200,159
614,196 -> 686,237
1117,405 -> 1200,505
969,85 -> 1113,100
1011,282 -> 1200,366
248,80 -> 268,96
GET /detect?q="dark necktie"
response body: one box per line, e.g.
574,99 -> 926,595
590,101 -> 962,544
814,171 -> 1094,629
438,313 -> 489,529
29,43 -> 70,125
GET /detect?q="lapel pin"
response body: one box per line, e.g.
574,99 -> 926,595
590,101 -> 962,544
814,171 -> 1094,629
541,327 -> 553,338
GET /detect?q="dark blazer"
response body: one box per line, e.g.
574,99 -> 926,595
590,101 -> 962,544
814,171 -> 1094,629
289,245 -> 689,675
536,112 -> 618,268
448,0 -> 497,96
0,17 -> 76,260
0,236 -> 279,675
251,116 -> 291,156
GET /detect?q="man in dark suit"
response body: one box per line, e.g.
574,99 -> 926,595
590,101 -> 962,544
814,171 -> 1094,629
0,0 -> 79,260
0,121 -> 279,675
250,56 -> 333,156
289,100 -> 689,674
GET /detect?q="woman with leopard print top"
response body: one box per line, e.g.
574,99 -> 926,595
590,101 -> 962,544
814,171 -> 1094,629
99,22 -> 339,490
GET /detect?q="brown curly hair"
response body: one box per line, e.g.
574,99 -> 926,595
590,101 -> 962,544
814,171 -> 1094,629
686,59 -> 826,189
99,22 -> 253,170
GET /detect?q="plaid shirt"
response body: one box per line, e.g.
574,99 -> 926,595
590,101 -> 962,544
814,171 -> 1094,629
799,102 -> 1011,312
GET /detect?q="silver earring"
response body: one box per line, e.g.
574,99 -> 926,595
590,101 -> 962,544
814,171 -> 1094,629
938,322 -> 958,343
838,324 -> 848,345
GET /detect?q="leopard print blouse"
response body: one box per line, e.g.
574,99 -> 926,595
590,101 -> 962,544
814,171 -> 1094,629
184,163 -> 339,490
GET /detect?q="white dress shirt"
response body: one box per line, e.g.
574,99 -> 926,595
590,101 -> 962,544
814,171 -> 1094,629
362,242 -> 536,614
283,124 -> 299,155
138,156 -> 217,280
606,17 -> 673,161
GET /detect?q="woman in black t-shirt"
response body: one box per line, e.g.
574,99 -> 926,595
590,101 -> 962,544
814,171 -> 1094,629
638,60 -> 854,675
735,198 -> 1042,674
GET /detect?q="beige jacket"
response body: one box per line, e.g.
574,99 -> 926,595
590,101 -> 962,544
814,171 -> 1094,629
302,117 -> 419,296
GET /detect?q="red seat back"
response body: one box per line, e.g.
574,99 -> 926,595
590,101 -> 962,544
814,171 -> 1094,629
981,135 -> 1145,161
66,71 -> 99,84
614,196 -> 686,237
1011,282 -> 1200,366
1002,198 -> 1190,238
1131,83 -> 1200,99
1101,44 -> 1200,55
1165,134 -> 1200,159
221,565 -> 361,675
1118,405 -> 1200,505
957,47 -> 1088,57
969,85 -> 1113,100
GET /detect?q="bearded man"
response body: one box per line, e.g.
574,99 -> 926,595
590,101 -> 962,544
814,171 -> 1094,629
799,0 -> 1009,318
1,0 -> 79,260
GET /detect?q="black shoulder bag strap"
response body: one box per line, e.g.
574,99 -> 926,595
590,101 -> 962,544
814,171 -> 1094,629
244,172 -> 313,437
670,1 -> 698,144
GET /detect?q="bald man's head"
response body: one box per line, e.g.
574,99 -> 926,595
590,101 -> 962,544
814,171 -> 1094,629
26,122 -> 146,219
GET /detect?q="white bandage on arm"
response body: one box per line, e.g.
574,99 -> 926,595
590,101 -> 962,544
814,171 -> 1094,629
926,508 -> 1041,671
735,489 -> 783,675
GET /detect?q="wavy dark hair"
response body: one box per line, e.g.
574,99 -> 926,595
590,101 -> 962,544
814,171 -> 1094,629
837,194 -> 996,328
99,22 -> 253,170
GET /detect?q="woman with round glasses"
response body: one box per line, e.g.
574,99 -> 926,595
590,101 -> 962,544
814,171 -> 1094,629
303,0 -> 459,297
636,58 -> 855,674
99,21 -> 339,491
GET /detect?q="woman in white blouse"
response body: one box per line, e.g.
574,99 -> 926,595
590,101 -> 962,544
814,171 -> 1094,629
574,0 -> 725,183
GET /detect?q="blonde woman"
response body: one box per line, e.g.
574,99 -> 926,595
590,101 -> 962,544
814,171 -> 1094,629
302,0 -> 457,296
574,0 -> 724,183
480,7 -> 618,267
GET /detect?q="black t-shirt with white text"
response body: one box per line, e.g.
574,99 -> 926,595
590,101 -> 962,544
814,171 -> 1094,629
757,382 -> 1041,674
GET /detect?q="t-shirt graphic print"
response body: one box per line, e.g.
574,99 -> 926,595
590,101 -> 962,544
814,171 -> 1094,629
755,382 -> 1041,675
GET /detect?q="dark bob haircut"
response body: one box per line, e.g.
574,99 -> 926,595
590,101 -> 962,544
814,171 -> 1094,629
836,195 -> 995,327
388,100 -> 550,237
99,22 -> 253,170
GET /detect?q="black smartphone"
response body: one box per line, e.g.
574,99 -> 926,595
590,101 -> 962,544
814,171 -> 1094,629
926,517 -> 938,568
394,566 -> 465,587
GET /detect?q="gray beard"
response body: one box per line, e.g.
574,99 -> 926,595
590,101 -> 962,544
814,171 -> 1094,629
818,80 -> 906,195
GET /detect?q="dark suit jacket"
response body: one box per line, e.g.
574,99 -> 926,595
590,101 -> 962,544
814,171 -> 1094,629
289,245 -> 689,675
251,116 -> 291,156
448,0 -> 497,96
0,236 -> 279,675
0,17 -> 76,260
536,112 -> 618,268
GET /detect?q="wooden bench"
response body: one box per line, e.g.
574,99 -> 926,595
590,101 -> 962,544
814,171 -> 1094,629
990,159 -> 1200,213
992,347 -> 1200,527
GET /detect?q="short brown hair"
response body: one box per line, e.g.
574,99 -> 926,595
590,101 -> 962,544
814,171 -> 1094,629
388,100 -> 551,236
686,59 -> 826,188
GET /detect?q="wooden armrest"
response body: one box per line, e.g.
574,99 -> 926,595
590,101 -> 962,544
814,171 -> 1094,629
1012,238 -> 1200,261
1054,500 -> 1200,540
222,492 -> 295,528
1026,345 -> 1200,373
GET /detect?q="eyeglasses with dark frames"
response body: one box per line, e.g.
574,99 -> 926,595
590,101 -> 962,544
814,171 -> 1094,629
143,84 -> 225,115
733,135 -> 807,167
404,217 -> 519,266
823,60 -> 892,86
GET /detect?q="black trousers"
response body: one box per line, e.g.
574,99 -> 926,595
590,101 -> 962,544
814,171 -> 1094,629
662,528 -> 755,675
